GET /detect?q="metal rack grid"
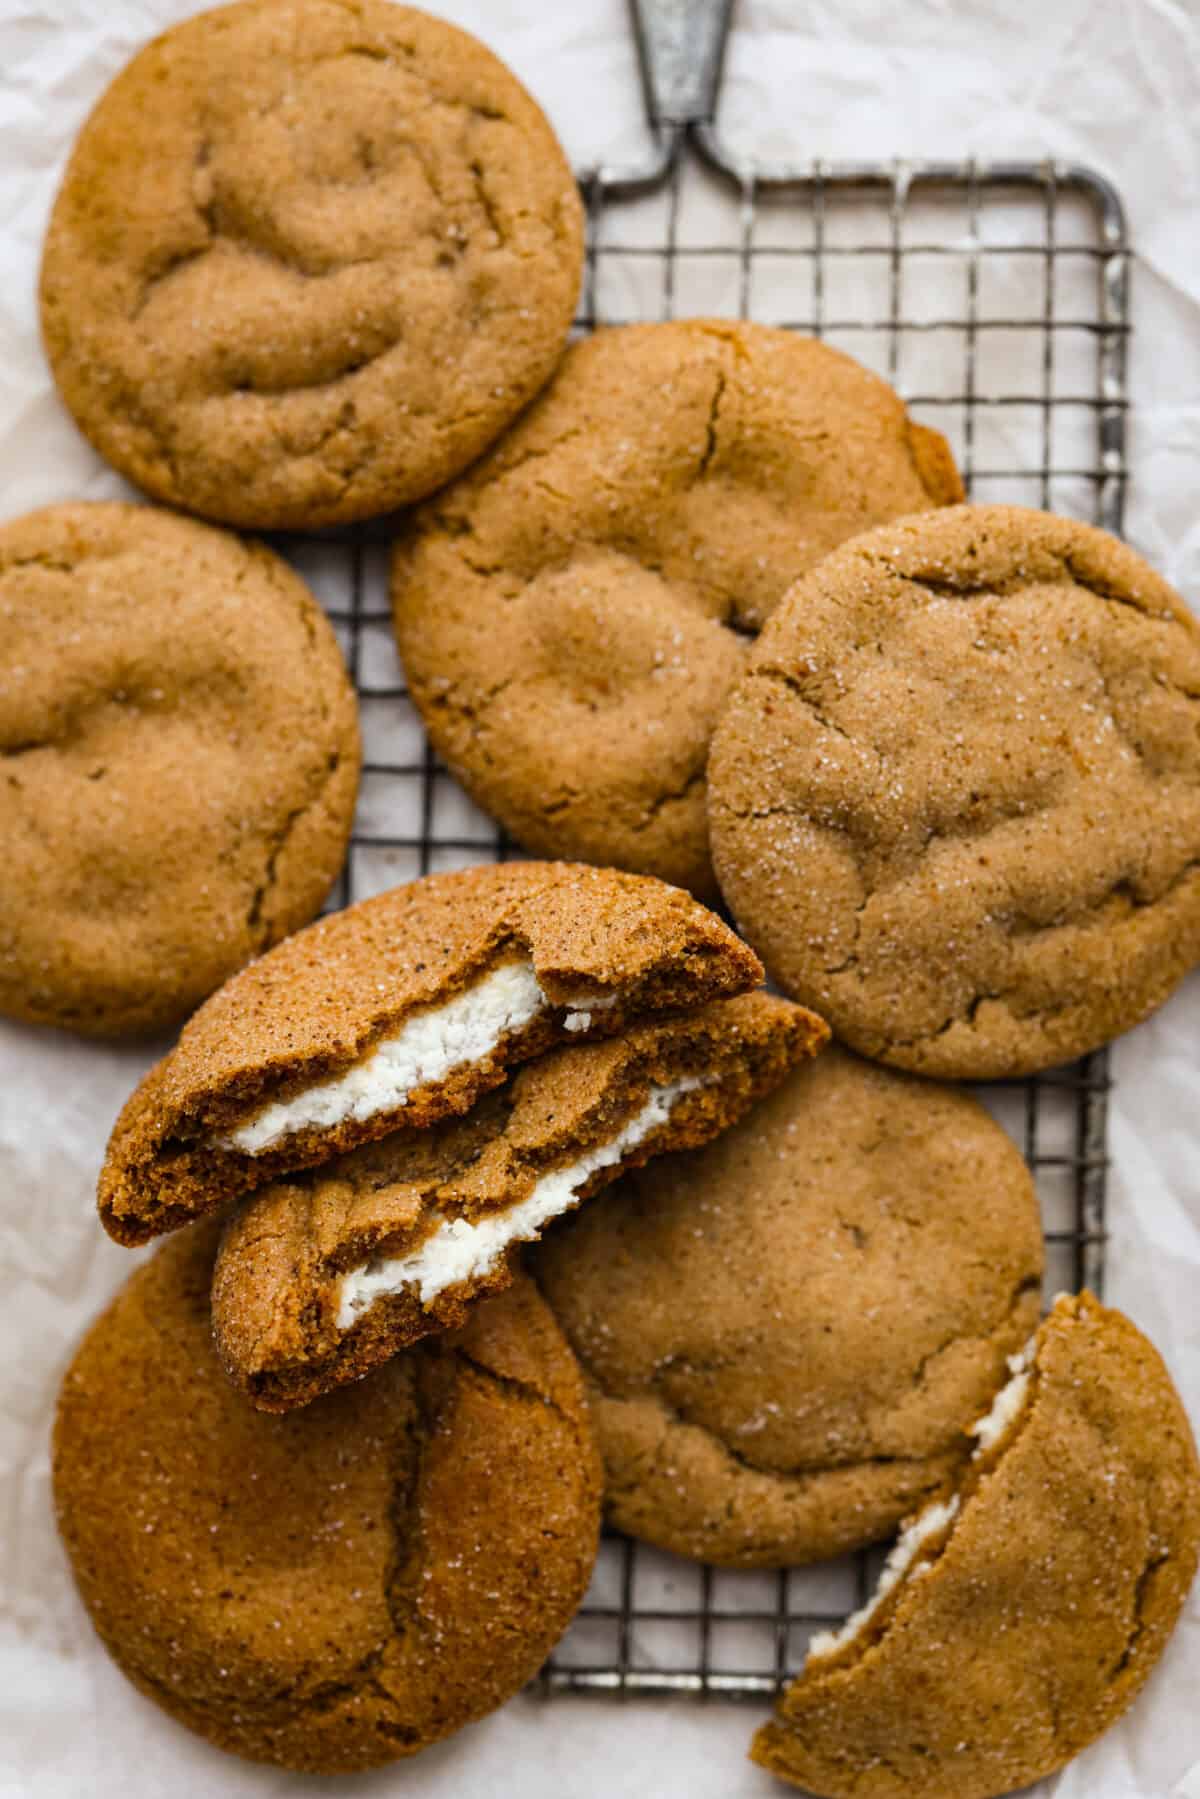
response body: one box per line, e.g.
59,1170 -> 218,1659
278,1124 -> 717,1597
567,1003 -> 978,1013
274,44 -> 1129,1709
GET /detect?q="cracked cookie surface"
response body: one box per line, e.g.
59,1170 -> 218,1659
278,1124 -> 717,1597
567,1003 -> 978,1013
53,1222 -> 601,1774
533,1046 -> 1040,1567
709,504 -> 1200,1077
0,502 -> 359,1037
752,1291 -> 1200,1798
212,991 -> 824,1410
392,320 -> 962,898
39,0 -> 583,528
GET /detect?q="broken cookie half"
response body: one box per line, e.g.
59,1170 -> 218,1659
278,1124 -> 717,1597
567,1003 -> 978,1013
752,1291 -> 1200,1799
98,861 -> 763,1245
213,992 -> 825,1411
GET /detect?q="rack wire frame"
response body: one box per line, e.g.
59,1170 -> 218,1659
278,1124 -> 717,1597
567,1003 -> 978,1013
277,126 -> 1128,1704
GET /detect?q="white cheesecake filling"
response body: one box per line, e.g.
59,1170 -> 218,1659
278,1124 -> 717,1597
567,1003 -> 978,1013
806,1496 -> 960,1663
971,1337 -> 1037,1455
336,1075 -> 703,1328
221,961 -> 613,1156
562,992 -> 620,1033
806,1338 -> 1040,1666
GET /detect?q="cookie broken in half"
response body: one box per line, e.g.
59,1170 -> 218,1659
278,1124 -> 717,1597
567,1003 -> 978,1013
752,1291 -> 1200,1799
213,992 -> 825,1410
98,862 -> 763,1245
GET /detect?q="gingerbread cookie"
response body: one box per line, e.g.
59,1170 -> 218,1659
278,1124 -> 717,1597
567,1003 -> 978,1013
752,1292 -> 1200,1798
40,0 -> 583,528
98,860 -> 763,1244
392,320 -> 962,897
213,992 -> 825,1410
534,1046 -> 1041,1566
54,1223 -> 600,1773
0,501 -> 359,1037
709,504 -> 1200,1077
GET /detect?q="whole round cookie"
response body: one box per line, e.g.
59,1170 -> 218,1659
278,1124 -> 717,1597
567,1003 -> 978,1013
753,1292 -> 1200,1798
392,320 -> 962,897
39,0 -> 583,529
0,502 -> 359,1037
53,1222 -> 601,1774
709,504 -> 1200,1077
534,1046 -> 1041,1567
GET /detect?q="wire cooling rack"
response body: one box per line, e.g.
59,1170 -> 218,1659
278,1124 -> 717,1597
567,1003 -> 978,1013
272,3 -> 1128,1705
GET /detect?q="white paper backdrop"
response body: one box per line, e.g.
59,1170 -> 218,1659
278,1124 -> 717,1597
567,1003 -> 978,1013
1,2 -> 1199,1795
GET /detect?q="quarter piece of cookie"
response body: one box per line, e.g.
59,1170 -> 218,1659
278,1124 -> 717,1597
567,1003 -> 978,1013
0,501 -> 359,1037
533,1046 -> 1041,1566
39,0 -> 583,529
751,1292 -> 1200,1799
213,992 -> 825,1410
709,504 -> 1200,1077
392,320 -> 962,898
98,861 -> 764,1244
54,1223 -> 600,1774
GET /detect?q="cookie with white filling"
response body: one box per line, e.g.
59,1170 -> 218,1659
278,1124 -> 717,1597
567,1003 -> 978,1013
213,992 -> 825,1410
98,861 -> 763,1245
752,1292 -> 1200,1799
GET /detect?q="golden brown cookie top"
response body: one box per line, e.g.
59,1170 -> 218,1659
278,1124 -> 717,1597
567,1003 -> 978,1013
0,501 -> 359,1037
213,990 -> 826,1410
40,0 -> 583,528
98,860 -> 764,1242
534,1046 -> 1041,1567
753,1292 -> 1200,1799
710,503 -> 1200,1077
53,1223 -> 600,1773
393,319 -> 963,897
